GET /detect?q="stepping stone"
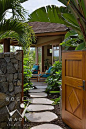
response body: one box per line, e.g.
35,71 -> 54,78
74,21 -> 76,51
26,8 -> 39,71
32,82 -> 47,86
30,124 -> 63,129
29,98 -> 54,105
25,111 -> 58,122
29,89 -> 46,93
26,104 -> 54,111
29,92 -> 47,98
35,86 -> 47,89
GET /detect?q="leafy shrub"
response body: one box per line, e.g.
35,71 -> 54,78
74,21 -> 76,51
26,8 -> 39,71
23,47 -> 36,97
60,30 -> 84,50
45,61 -> 62,92
23,56 -> 33,96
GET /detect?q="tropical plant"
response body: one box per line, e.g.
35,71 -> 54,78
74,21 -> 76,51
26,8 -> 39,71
23,47 -> 36,96
44,59 -> 50,70
58,0 -> 86,43
52,96 -> 61,105
29,0 -> 86,50
45,61 -> 62,93
23,54 -> 33,96
45,61 -> 62,106
60,30 -> 84,50
0,0 -> 35,48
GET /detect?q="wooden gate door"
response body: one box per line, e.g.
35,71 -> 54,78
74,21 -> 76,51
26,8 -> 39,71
62,51 -> 86,129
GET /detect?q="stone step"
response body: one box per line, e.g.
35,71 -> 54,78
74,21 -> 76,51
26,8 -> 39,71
25,111 -> 58,122
29,98 -> 54,105
26,104 -> 54,111
30,124 -> 63,129
29,89 -> 46,93
35,86 -> 47,89
29,92 -> 47,98
32,82 -> 47,86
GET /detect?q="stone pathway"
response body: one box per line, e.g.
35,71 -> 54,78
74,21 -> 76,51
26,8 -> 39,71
25,82 -> 63,129
29,89 -> 46,92
28,98 -> 54,105
30,124 -> 63,129
29,92 -> 47,98
26,104 -> 54,111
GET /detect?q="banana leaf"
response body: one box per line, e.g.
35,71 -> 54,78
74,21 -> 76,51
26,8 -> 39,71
29,5 -> 80,32
75,42 -> 85,50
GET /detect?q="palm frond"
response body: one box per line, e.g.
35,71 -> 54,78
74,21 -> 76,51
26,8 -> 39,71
0,18 -> 35,49
0,0 -> 35,50
0,19 -> 25,34
0,0 -> 27,21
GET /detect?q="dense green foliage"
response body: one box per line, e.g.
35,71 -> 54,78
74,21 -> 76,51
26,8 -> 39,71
60,30 -> 84,50
23,56 -> 32,95
23,48 -> 36,95
0,0 -> 35,49
46,61 -> 62,92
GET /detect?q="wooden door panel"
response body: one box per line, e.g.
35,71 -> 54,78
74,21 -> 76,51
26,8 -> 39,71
65,85 -> 82,119
72,60 -> 82,78
63,111 -> 83,129
63,51 -> 82,60
65,60 -> 82,78
62,51 -> 86,129
66,60 -> 73,76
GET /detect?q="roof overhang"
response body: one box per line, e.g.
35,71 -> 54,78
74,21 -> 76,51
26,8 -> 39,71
0,31 -> 68,47
35,31 -> 67,37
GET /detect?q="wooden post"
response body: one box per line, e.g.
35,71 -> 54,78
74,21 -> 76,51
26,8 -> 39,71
59,45 -> 62,62
36,47 -> 38,65
42,46 -> 44,72
3,38 -> 10,52
52,45 -> 54,65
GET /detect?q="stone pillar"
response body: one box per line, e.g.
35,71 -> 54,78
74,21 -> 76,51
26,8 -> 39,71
0,51 -> 23,129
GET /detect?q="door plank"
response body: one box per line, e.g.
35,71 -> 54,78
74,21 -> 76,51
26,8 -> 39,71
65,76 -> 82,88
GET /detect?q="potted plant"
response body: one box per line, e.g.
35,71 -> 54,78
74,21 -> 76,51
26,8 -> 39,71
44,59 -> 50,70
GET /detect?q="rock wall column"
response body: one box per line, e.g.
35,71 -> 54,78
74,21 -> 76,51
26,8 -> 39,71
0,51 -> 23,129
